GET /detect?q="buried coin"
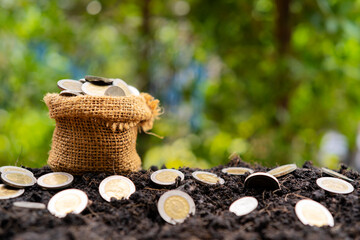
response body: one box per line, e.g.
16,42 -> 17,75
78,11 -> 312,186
192,171 -> 225,185
0,166 -> 34,177
295,199 -> 334,227
47,189 -> 88,218
104,86 -> 126,97
85,75 -> 113,85
157,190 -> 195,225
99,175 -> 136,202
59,90 -> 82,97
1,171 -> 37,188
151,169 -> 184,186
37,172 -> 74,190
321,167 -> 354,182
0,184 -> 25,200
244,172 -> 280,190
316,177 -> 354,194
222,167 -> 254,175
267,164 -> 297,178
57,79 -> 83,92
13,201 -> 46,209
81,82 -> 110,96
229,196 -> 258,216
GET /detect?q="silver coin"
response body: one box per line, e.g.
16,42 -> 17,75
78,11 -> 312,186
150,169 -> 184,186
267,164 -> 297,177
47,189 -> 88,218
99,175 -> 136,202
1,171 -> 37,188
229,196 -> 258,216
79,78 -> 86,83
316,177 -> 354,194
295,199 -> 334,227
57,79 -> 83,92
321,167 -> 354,182
192,171 -> 224,185
85,75 -> 113,85
222,167 -> 254,175
128,85 -> 140,96
0,184 -> 25,199
104,86 -> 126,97
13,201 -> 46,209
37,172 -> 74,190
81,82 -> 110,96
244,172 -> 280,190
0,166 -> 34,177
157,190 -> 195,225
59,90 -> 82,97
112,79 -> 132,96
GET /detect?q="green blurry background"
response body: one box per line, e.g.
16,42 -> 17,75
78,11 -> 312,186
1,0 -> 360,170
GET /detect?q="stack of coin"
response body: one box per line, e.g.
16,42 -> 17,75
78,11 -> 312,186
57,75 -> 140,97
0,166 -> 36,189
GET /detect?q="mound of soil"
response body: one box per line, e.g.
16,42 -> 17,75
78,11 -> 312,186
1,158 -> 359,240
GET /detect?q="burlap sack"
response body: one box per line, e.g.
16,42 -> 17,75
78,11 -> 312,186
44,93 -> 160,175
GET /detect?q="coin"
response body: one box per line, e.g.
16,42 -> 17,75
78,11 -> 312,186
0,184 -> 24,199
79,78 -> 86,83
192,171 -> 225,185
321,167 -> 354,182
85,75 -> 113,85
1,171 -> 37,188
295,199 -> 334,227
244,172 -> 280,190
157,190 -> 195,225
229,196 -> 258,216
59,90 -> 82,97
81,82 -> 110,96
112,79 -> 132,96
222,167 -> 254,175
37,172 -> 74,190
13,201 -> 46,209
316,177 -> 354,194
104,86 -> 126,97
267,164 -> 297,177
47,189 -> 88,218
150,169 -> 184,186
57,79 -> 83,92
99,175 -> 136,202
128,85 -> 140,96
0,166 -> 34,177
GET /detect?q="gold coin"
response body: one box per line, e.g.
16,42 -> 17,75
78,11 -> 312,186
99,175 -> 136,202
57,79 -> 83,92
1,171 -> 36,188
222,167 -> 254,175
37,172 -> 74,189
47,189 -> 88,218
0,166 -> 34,176
267,164 -> 297,177
321,167 -> 354,182
157,190 -> 195,225
192,171 -> 224,185
295,199 -> 334,227
81,82 -> 110,96
0,184 -> 24,199
150,169 -> 184,185
316,177 -> 354,194
244,172 -> 280,190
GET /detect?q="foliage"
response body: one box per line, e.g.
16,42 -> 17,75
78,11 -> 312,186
0,0 -> 360,169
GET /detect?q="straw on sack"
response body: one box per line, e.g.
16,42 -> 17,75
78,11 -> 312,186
44,93 -> 161,175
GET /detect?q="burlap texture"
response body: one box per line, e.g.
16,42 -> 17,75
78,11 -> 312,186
44,93 -> 160,175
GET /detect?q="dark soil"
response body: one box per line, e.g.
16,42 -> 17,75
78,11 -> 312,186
1,157 -> 359,240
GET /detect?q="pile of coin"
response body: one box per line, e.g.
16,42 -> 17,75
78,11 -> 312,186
57,75 -> 140,97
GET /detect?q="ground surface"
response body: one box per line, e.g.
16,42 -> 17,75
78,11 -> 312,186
0,157 -> 359,240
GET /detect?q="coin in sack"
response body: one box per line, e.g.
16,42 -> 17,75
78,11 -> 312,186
57,79 -> 83,92
1,171 -> 37,188
99,175 -> 136,202
104,86 -> 126,97
37,172 -> 74,190
81,82 -> 110,96
150,169 -> 184,186
0,184 -> 25,199
316,177 -> 354,194
59,90 -> 82,97
321,167 -> 354,182
295,199 -> 334,227
267,164 -> 297,177
85,75 -> 113,85
157,190 -> 195,225
244,172 -> 280,190
222,167 -> 254,175
112,79 -> 132,96
192,171 -> 225,185
47,189 -> 88,218
128,85 -> 140,96
229,196 -> 258,216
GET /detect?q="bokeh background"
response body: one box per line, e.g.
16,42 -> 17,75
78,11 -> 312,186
1,0 -> 360,170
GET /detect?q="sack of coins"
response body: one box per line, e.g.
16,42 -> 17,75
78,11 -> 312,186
44,76 -> 161,175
